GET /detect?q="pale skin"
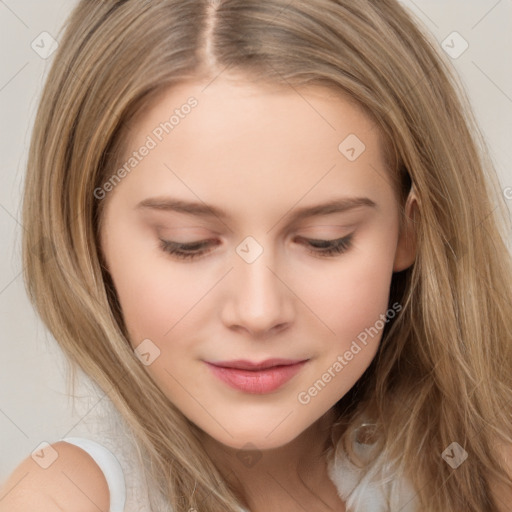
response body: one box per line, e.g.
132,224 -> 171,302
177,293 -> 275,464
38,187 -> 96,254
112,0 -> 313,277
2,80 -> 512,512
0,76 -> 418,512
98,76 -> 418,512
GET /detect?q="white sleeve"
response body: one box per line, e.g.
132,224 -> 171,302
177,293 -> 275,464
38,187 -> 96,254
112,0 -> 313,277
61,436 -> 126,512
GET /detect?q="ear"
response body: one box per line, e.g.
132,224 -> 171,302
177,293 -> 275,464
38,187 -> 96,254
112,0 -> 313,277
393,187 -> 418,272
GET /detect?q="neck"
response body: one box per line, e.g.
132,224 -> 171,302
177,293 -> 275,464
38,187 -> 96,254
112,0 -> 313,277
199,408 -> 339,508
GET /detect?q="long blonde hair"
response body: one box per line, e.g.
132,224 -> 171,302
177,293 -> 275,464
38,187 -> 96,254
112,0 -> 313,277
22,0 -> 512,510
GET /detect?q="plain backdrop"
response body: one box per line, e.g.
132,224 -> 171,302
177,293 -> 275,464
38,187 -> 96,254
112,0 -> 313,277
1,0 -> 511,482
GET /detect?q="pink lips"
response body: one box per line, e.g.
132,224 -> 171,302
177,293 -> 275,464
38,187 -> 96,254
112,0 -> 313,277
205,358 -> 308,394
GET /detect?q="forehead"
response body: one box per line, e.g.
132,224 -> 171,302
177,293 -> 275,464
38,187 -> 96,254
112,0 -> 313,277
112,77 -> 394,217
127,76 -> 385,154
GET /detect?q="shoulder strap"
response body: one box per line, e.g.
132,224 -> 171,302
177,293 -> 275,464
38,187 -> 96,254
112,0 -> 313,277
60,436 -> 126,512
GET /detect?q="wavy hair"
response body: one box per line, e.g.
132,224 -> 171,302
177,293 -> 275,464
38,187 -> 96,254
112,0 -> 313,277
22,0 -> 512,510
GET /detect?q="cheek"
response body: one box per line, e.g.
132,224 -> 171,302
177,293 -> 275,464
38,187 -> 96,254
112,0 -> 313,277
105,240 -> 205,347
292,251 -> 396,409
301,248 -> 396,342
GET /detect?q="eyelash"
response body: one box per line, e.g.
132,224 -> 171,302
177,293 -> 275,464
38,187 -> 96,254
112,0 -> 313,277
158,235 -> 353,261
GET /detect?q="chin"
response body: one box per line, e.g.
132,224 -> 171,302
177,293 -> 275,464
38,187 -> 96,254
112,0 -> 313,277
206,422 -> 307,452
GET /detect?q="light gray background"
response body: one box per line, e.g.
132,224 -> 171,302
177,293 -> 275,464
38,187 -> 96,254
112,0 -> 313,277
1,0 -> 511,481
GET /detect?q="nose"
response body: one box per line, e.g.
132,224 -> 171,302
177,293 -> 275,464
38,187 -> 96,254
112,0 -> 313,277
221,246 -> 294,338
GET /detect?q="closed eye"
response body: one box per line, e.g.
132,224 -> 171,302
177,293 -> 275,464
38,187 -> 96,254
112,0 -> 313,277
295,234 -> 353,257
158,234 -> 354,261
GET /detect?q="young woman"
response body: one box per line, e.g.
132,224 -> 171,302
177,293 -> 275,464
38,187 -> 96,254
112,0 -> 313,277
1,0 -> 512,511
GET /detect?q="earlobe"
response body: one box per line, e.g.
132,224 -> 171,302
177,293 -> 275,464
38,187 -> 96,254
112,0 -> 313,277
393,188 -> 418,272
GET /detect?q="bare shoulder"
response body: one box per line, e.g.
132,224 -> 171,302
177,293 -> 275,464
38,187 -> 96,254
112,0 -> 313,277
0,441 -> 110,511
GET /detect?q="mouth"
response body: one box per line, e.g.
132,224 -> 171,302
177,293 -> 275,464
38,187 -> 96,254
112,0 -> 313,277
205,358 -> 309,394
208,358 -> 307,370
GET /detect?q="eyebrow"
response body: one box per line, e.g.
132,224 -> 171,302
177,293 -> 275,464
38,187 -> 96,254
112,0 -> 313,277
136,196 -> 377,222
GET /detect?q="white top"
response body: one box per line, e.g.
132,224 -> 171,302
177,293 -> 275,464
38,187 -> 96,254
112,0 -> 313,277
60,434 -> 418,512
61,437 -> 126,512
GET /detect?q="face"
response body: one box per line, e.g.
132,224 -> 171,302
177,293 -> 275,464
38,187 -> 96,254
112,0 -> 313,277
99,76 -> 415,451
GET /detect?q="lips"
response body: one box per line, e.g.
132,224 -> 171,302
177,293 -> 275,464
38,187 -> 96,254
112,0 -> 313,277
205,358 -> 309,394
208,358 -> 307,371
